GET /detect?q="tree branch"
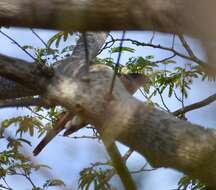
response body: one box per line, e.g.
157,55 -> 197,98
0,1 -> 182,32
173,93 -> 216,116
106,96 -> 216,188
0,54 -> 47,91
0,97 -> 52,108
0,0 -> 215,41
1,1 -> 216,72
0,76 -> 36,99
104,38 -> 209,68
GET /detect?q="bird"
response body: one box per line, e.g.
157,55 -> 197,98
33,73 -> 150,156
118,73 -> 150,94
33,112 -> 74,156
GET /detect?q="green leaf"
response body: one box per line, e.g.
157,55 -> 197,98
163,59 -> 176,64
145,55 -> 154,59
168,84 -> 174,97
17,138 -> 32,146
177,175 -> 205,190
43,179 -> 65,188
32,164 -> 51,171
22,45 -> 35,50
61,45 -> 75,54
0,167 -> 6,177
47,31 -> 74,48
111,46 -> 135,53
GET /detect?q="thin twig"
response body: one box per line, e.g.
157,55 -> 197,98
138,88 -> 148,99
66,135 -> 98,140
149,31 -> 156,44
0,97 -> 51,108
108,31 -> 126,96
174,91 -> 182,103
2,177 -> 13,190
171,34 -> 176,49
30,28 -> 48,48
151,54 -> 176,64
0,30 -> 36,61
131,163 -> 156,174
156,88 -> 170,112
27,107 -> 52,122
178,34 -> 196,58
15,173 -> 36,188
104,38 -> 209,69
173,92 -> 216,116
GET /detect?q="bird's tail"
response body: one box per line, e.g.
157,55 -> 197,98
33,112 -> 74,156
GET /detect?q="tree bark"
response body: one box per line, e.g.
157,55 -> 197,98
1,0 -> 216,70
0,54 -> 45,99
0,0 -> 215,40
0,76 -> 35,99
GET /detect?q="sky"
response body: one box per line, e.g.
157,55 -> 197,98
0,28 -> 216,190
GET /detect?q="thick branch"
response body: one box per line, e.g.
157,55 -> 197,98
0,76 -> 36,99
108,97 -> 216,188
0,97 -> 51,108
173,93 -> 216,116
0,54 -> 47,92
0,1 -> 182,32
0,0 -> 215,40
2,1 -> 216,72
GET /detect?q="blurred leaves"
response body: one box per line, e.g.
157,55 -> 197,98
47,31 -> 74,48
43,179 -> 65,188
1,116 -> 43,138
176,176 -> 205,190
79,166 -> 114,190
111,46 -> 135,53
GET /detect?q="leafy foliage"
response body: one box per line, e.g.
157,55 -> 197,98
47,31 -> 74,48
79,166 -> 114,190
111,46 -> 135,53
176,176 -> 205,190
